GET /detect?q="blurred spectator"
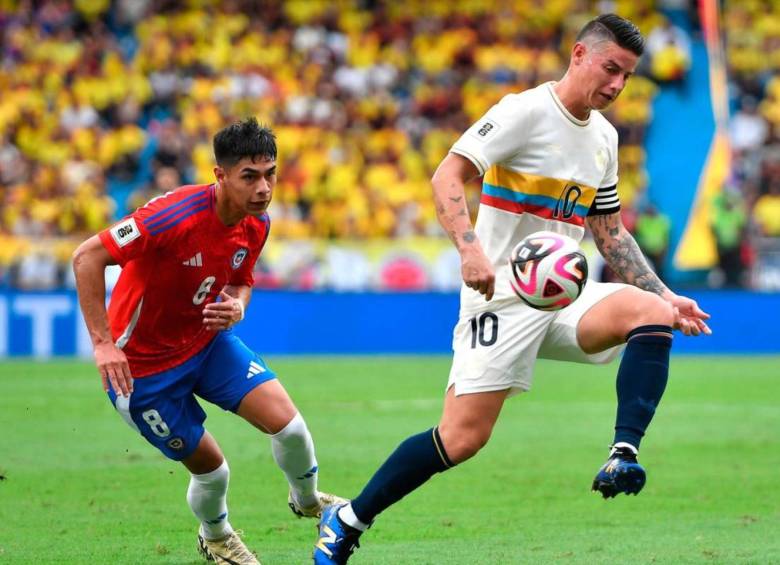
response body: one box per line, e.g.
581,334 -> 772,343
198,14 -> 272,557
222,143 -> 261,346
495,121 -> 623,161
646,16 -> 691,83
152,120 -> 190,176
0,135 -> 28,185
730,95 -> 768,152
711,190 -> 748,288
753,177 -> 780,237
634,204 -> 671,280
127,166 -> 181,212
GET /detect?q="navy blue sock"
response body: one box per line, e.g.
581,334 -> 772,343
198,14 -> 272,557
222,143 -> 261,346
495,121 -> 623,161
614,325 -> 673,449
350,427 -> 454,524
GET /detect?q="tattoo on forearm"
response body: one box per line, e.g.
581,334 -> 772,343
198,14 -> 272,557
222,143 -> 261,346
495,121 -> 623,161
434,186 -> 475,249
589,214 -> 667,295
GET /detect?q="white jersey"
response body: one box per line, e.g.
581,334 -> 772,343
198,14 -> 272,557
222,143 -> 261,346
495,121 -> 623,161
451,81 -> 621,312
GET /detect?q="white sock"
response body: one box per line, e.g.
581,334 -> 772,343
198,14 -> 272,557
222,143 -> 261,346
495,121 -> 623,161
338,503 -> 369,532
187,459 -> 233,540
611,442 -> 638,455
271,412 -> 319,508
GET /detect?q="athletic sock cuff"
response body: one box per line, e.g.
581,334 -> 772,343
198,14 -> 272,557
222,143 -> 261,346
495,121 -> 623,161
190,459 -> 230,483
432,427 -> 455,469
270,412 -> 306,441
626,324 -> 673,342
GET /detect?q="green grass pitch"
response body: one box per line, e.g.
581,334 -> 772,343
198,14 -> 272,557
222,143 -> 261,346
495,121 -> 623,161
0,356 -> 779,564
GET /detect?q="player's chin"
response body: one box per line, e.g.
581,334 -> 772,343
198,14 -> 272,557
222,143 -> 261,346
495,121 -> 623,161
592,94 -> 614,109
247,201 -> 270,213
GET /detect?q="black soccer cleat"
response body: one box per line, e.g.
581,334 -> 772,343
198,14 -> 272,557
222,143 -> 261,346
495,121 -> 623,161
591,445 -> 646,499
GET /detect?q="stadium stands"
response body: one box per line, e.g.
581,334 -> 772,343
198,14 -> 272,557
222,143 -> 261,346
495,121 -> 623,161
723,0 -> 780,288
0,1 -> 707,290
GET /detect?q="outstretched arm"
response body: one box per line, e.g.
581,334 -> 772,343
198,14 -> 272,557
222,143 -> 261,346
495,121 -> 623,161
432,152 -> 495,300
587,211 -> 711,336
587,212 -> 669,295
72,235 -> 134,395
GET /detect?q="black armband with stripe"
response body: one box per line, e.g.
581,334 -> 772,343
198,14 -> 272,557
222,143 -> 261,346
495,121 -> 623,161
587,184 -> 621,216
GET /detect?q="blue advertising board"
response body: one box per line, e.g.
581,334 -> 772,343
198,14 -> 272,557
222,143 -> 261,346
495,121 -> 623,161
0,290 -> 776,358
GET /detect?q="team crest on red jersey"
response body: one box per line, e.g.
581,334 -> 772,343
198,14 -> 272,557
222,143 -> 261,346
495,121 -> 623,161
231,248 -> 248,269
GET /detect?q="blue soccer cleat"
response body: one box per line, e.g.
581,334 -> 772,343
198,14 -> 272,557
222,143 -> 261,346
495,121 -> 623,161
313,504 -> 362,564
591,444 -> 646,499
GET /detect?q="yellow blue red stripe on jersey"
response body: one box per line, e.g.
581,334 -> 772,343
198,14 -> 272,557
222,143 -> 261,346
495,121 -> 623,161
481,166 -> 597,227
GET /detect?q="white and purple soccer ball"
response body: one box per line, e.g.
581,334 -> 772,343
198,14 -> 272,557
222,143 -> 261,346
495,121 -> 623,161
508,230 -> 588,311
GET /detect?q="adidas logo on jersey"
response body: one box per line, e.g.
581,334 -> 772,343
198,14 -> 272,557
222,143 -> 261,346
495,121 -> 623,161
183,252 -> 203,267
246,361 -> 265,379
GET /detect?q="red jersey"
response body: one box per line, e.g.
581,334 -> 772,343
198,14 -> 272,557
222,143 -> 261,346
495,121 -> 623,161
98,184 -> 270,377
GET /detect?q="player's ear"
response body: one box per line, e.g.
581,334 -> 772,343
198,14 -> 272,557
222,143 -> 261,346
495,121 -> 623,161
572,42 -> 587,65
214,165 -> 226,183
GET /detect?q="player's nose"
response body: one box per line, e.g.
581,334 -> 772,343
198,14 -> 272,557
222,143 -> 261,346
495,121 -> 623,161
609,74 -> 626,92
256,178 -> 272,196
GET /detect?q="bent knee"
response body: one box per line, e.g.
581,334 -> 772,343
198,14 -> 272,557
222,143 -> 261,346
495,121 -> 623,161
438,426 -> 491,464
621,288 -> 675,333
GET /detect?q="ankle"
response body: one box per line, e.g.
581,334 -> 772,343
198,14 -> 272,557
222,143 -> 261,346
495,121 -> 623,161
338,504 -> 370,532
611,442 -> 638,456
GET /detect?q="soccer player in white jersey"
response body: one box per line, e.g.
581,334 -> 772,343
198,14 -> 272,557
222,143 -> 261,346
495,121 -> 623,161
313,14 -> 711,563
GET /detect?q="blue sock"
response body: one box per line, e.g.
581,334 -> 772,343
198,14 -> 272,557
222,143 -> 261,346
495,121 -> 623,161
614,325 -> 673,449
350,427 -> 454,524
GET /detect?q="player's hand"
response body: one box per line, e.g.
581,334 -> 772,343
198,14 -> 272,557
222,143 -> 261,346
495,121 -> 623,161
665,293 -> 711,336
203,290 -> 244,331
94,341 -> 133,396
461,246 -> 495,301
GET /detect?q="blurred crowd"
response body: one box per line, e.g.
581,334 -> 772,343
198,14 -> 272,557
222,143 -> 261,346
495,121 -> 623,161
720,0 -> 780,288
1,0 -> 689,290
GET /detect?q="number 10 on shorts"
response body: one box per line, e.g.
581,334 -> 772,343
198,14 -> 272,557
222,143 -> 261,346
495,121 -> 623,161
470,312 -> 498,348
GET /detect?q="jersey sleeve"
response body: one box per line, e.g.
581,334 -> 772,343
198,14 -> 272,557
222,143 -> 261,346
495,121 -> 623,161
450,93 -> 534,175
600,126 -> 619,188
588,127 -> 621,216
98,191 -> 184,265
99,213 -> 158,266
229,214 -> 270,287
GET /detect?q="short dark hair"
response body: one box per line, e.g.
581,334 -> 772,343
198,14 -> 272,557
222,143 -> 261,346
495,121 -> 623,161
576,13 -> 644,56
213,117 -> 277,168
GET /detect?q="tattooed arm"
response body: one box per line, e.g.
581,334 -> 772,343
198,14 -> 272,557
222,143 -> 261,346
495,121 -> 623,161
587,211 -> 712,335
431,152 -> 495,300
586,211 -> 670,297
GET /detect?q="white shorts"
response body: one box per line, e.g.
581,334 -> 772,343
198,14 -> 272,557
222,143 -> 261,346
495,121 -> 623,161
447,281 -> 629,397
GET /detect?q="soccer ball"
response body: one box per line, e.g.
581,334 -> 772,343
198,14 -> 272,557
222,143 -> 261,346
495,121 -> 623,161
508,230 -> 588,311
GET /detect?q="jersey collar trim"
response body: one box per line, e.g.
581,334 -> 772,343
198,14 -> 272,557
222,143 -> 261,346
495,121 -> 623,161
208,184 -> 216,210
546,82 -> 590,127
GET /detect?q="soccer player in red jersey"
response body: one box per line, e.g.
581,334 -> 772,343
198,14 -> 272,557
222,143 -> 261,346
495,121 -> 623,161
73,118 -> 343,564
